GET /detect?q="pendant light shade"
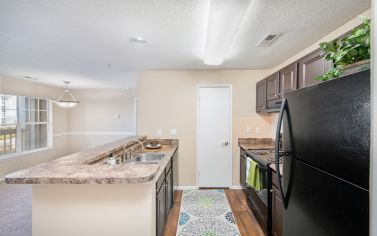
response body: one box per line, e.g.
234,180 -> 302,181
55,81 -> 79,108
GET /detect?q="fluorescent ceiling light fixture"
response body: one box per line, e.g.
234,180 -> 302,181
129,37 -> 148,46
204,0 -> 251,65
55,81 -> 79,108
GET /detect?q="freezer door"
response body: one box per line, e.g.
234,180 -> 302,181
283,70 -> 370,189
283,156 -> 369,236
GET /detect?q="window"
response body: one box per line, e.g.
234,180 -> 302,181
0,95 -> 52,158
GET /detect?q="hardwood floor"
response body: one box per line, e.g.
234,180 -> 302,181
163,189 -> 265,236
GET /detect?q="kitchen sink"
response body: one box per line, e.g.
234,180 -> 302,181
126,153 -> 165,164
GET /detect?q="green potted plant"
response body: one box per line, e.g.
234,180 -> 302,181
315,16 -> 370,81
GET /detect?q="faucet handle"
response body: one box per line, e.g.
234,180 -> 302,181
126,150 -> 132,159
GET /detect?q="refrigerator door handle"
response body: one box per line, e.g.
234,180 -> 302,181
275,98 -> 288,209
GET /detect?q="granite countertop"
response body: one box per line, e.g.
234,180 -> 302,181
5,136 -> 178,185
238,138 -> 275,151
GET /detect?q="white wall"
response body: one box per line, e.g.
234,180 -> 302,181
137,70 -> 273,186
66,89 -> 136,153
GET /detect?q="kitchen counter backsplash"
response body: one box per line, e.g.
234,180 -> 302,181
238,138 -> 275,150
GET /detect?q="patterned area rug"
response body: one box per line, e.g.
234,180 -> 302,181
176,189 -> 240,236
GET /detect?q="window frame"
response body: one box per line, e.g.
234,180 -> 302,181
0,94 -> 53,160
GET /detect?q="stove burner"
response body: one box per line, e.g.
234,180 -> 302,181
267,156 -> 282,164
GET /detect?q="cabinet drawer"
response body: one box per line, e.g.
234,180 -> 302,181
246,191 -> 267,233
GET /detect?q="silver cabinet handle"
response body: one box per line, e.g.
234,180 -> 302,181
222,141 -> 229,146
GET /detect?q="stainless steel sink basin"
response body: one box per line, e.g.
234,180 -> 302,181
127,153 -> 165,164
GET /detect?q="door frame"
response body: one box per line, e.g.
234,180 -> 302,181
196,84 -> 233,187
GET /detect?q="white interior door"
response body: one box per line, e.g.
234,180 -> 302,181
197,86 -> 232,188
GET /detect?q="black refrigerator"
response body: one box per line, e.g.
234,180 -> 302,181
274,70 -> 370,236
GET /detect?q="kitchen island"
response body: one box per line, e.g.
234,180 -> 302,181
5,136 -> 179,236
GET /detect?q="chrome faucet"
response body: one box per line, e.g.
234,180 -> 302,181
133,140 -> 145,150
123,139 -> 144,160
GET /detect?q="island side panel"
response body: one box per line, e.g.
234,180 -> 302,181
33,184 -> 156,236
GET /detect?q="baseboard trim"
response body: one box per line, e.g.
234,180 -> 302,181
175,186 -> 199,190
176,186 -> 245,190
229,185 -> 245,189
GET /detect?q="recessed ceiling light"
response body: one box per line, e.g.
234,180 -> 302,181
129,37 -> 148,46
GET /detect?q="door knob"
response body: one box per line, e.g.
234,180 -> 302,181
222,141 -> 229,146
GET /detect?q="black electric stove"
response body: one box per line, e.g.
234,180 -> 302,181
246,149 -> 281,167
244,148 -> 282,235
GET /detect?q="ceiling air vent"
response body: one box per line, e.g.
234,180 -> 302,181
256,34 -> 280,47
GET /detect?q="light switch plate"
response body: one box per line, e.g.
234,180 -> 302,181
246,126 -> 251,133
255,127 -> 261,134
170,129 -> 177,136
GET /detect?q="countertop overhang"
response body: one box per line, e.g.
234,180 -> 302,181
5,136 -> 178,184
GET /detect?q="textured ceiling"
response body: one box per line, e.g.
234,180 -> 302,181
0,0 -> 371,88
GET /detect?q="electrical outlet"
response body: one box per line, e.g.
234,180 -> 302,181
157,129 -> 163,137
255,127 -> 261,134
170,129 -> 177,136
246,126 -> 251,133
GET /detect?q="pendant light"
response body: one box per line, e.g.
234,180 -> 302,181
55,81 -> 79,108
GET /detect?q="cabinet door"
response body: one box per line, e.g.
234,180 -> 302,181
156,182 -> 166,236
280,63 -> 297,96
271,184 -> 283,236
165,169 -> 173,215
298,49 -> 332,88
266,73 -> 280,101
256,79 -> 267,112
240,155 -> 246,187
172,151 -> 178,201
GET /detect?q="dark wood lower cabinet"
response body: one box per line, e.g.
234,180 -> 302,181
156,154 -> 176,236
240,154 -> 246,188
166,169 -> 173,214
156,179 -> 166,236
172,150 -> 179,200
270,169 -> 284,236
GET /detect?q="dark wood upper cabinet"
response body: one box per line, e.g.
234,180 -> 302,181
266,73 -> 280,101
297,49 -> 332,88
279,63 -> 297,96
256,79 -> 267,112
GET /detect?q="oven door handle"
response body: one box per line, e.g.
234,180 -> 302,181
275,98 -> 288,209
246,155 -> 268,170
